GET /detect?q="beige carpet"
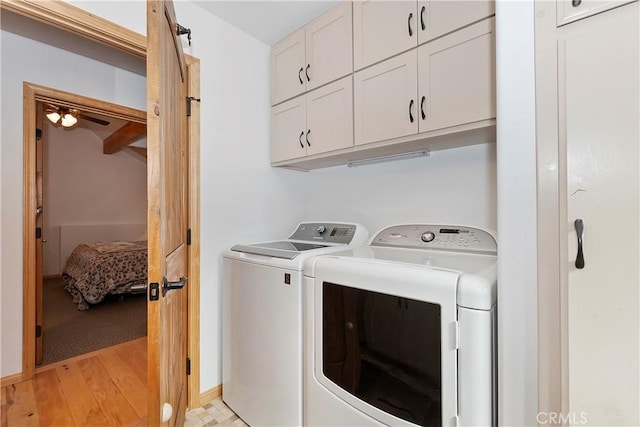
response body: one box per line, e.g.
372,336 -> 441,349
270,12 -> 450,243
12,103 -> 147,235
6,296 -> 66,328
41,277 -> 147,366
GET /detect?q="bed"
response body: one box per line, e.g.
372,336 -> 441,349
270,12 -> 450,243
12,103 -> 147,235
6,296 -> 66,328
62,240 -> 148,310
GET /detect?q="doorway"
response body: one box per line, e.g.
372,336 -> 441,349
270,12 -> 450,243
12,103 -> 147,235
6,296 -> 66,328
36,98 -> 148,366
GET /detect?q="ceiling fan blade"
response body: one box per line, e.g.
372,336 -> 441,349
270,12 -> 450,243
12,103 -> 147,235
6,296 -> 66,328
78,113 -> 110,126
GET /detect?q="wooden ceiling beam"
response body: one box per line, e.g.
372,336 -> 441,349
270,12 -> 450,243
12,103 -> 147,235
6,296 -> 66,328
103,122 -> 146,154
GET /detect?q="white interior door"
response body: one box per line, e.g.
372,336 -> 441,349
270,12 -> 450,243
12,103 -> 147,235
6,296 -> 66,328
562,4 -> 639,425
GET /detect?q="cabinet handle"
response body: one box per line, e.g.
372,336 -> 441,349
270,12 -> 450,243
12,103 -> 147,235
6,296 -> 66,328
299,131 -> 305,149
420,96 -> 426,120
574,219 -> 585,269
306,129 -> 311,147
420,6 -> 426,30
305,64 -> 310,82
408,12 -> 414,37
572,0 -> 582,7
298,67 -> 304,84
409,99 -> 415,123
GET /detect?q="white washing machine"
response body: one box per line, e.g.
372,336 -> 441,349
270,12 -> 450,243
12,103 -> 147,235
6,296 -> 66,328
303,224 -> 497,427
222,222 -> 368,426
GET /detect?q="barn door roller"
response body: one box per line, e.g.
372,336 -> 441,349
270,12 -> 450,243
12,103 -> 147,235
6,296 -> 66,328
176,23 -> 192,46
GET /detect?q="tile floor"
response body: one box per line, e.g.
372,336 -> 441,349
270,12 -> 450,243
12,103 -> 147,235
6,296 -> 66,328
185,397 -> 248,427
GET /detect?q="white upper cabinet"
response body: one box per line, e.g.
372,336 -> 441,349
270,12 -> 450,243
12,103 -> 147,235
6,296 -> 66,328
272,76 -> 354,163
417,0 -> 494,43
306,76 -> 353,156
271,96 -> 307,162
354,50 -> 418,146
418,17 -> 495,133
305,2 -> 353,91
271,2 -> 353,106
556,0 -> 636,26
353,1 -> 418,71
271,29 -> 306,106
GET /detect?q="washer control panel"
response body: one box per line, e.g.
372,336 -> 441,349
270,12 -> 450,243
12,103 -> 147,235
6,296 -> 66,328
372,224 -> 496,254
288,222 -> 358,244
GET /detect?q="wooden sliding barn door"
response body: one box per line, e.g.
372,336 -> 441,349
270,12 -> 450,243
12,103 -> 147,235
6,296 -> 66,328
147,0 -> 189,425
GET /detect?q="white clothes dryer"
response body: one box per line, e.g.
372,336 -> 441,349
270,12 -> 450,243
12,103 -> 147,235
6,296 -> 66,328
222,222 -> 368,426
303,224 -> 497,427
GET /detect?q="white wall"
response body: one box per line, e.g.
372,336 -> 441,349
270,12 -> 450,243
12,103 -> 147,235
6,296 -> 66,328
0,18 -> 146,376
496,1 -> 539,425
43,124 -> 147,275
304,144 -> 497,234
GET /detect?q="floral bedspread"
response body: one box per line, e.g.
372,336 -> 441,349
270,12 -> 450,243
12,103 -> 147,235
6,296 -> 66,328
62,241 -> 147,310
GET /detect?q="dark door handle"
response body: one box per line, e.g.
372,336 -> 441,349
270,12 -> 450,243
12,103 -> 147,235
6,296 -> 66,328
299,131 -> 305,148
420,96 -> 426,120
162,276 -> 187,296
298,67 -> 304,84
305,64 -> 310,82
574,219 -> 585,269
409,99 -> 415,123
572,0 -> 582,7
420,6 -> 426,30
306,129 -> 311,147
408,12 -> 414,37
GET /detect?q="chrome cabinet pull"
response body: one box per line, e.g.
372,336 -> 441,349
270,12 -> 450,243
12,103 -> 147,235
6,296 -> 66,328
574,219 -> 585,269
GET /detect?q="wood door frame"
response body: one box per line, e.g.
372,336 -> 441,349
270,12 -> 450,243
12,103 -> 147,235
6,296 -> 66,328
12,1 -> 203,409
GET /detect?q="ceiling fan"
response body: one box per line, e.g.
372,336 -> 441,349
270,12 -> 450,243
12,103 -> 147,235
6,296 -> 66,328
44,104 -> 110,128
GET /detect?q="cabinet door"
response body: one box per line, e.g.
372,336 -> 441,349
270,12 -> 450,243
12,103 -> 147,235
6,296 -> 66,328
557,0 -> 636,26
562,4 -> 639,425
417,0 -> 494,44
271,96 -> 306,162
418,18 -> 495,133
306,76 -> 353,156
353,1 -> 417,71
271,28 -> 306,106
306,2 -> 353,91
354,50 -> 418,146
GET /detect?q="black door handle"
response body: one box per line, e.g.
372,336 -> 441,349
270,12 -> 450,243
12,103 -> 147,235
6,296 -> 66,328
298,67 -> 304,84
409,99 -> 415,123
408,12 -> 413,37
420,6 -> 426,30
305,64 -> 310,82
306,129 -> 311,147
574,219 -> 585,269
162,276 -> 187,296
420,96 -> 426,120
299,131 -> 305,148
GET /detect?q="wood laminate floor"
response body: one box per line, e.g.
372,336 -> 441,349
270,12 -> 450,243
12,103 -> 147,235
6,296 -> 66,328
1,338 -> 245,427
1,338 -> 148,427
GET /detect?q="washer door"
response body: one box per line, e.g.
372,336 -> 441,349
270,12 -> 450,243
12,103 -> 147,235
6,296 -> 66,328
312,257 -> 459,426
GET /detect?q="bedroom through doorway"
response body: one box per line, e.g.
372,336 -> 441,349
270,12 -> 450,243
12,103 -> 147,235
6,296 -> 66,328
29,85 -> 149,367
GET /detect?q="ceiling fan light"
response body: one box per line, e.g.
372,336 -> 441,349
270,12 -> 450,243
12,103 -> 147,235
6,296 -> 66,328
46,111 -> 61,124
61,112 -> 78,127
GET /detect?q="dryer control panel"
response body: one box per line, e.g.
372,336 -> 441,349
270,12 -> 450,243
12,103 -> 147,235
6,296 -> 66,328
288,222 -> 358,244
372,224 -> 497,255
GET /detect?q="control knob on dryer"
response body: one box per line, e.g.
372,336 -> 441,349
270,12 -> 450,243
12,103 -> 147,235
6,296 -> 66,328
316,225 -> 327,234
421,231 -> 436,243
